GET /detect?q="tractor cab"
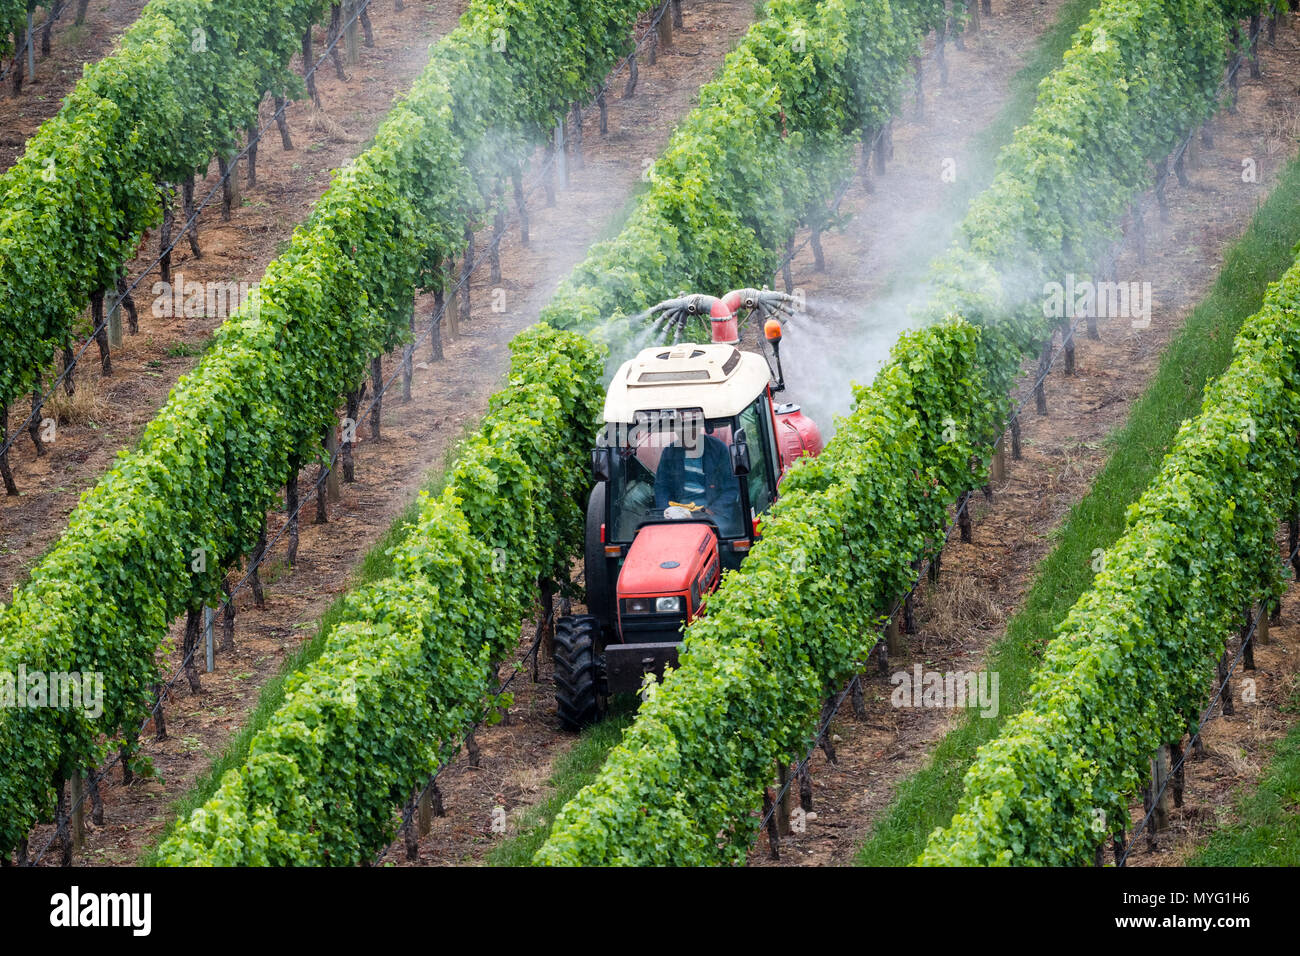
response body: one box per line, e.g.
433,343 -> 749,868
553,290 -> 823,730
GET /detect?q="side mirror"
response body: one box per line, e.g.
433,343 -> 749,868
730,441 -> 751,477
591,447 -> 612,483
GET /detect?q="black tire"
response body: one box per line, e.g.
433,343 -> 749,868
584,484 -> 611,628
554,614 -> 603,731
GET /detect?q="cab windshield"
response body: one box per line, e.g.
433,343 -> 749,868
607,410 -> 746,541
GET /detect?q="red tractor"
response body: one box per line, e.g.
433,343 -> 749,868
554,289 -> 824,729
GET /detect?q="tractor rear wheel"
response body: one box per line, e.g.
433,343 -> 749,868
554,614 -> 603,731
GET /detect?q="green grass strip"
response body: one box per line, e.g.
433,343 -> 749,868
856,155 -> 1300,866
487,703 -> 635,866
1186,686 -> 1300,865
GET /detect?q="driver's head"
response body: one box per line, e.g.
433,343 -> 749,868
680,416 -> 705,459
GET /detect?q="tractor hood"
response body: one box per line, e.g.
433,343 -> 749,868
618,522 -> 719,615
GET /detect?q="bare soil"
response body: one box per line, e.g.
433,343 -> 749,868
20,0 -> 763,866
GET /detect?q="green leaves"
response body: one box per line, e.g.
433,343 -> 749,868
915,0 -> 1288,866
0,0 -> 648,857
159,326 -> 604,865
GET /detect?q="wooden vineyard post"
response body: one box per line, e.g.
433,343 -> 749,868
555,120 -> 567,188
430,288 -> 445,361
624,51 -> 638,98
345,1 -> 361,66
183,175 -> 202,257
776,763 -> 792,836
1256,601 -> 1270,646
204,606 -> 215,673
88,767 -> 104,826
182,608 -> 202,692
1062,319 -> 1075,375
860,126 -> 876,193
69,773 -> 85,853
1035,339 -> 1051,415
886,610 -> 905,657
246,125 -> 259,187
1150,746 -> 1171,837
990,439 -> 1007,483
490,201 -> 505,284
418,786 -> 432,837
958,492 -> 973,543
370,356 -> 383,441
512,168 -> 529,244
159,183 -> 175,283
657,1 -> 673,49
459,225 -> 473,323
286,467 -> 300,567
968,0 -> 980,34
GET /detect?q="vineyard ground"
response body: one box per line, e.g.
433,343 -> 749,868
0,0 -> 150,172
23,0 -> 762,867
404,0 -> 1087,867
783,21 -> 1300,867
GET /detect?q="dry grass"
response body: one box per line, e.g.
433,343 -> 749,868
44,374 -> 107,427
917,572 -> 1006,648
303,106 -> 361,143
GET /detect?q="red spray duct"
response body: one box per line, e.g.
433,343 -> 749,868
710,295 -> 739,344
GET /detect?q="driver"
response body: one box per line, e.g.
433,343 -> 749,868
653,422 -> 740,523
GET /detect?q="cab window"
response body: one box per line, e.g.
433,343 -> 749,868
738,396 -> 775,515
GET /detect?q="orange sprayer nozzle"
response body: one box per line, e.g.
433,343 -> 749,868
764,318 -> 783,342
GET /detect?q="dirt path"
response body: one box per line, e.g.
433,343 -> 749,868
23,0 -> 762,867
1,0 -> 468,594
1,0 -> 150,172
746,14 -> 1300,866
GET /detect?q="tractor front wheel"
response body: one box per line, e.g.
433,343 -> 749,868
554,614 -> 604,731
